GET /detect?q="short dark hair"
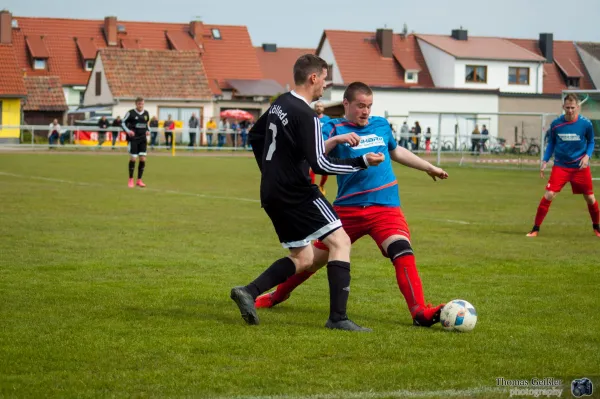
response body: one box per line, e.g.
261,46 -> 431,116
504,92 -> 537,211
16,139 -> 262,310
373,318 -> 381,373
563,93 -> 579,104
135,97 -> 144,103
343,82 -> 373,102
293,54 -> 328,85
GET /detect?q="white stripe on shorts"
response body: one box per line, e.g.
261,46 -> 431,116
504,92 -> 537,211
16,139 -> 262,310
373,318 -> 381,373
282,219 -> 342,249
313,198 -> 335,223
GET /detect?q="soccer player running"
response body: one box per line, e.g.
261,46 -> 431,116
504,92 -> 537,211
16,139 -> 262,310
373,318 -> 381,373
230,55 -> 385,332
310,101 -> 332,195
527,93 -> 598,237
255,82 -> 450,327
122,97 -> 150,188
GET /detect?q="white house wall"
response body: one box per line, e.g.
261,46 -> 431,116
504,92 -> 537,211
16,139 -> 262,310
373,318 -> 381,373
328,88 -> 499,146
82,55 -> 114,106
454,59 -> 544,94
417,39 -> 456,88
318,38 -> 344,84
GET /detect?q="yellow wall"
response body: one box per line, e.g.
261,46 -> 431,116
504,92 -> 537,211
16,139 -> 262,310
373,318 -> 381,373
0,98 -> 22,139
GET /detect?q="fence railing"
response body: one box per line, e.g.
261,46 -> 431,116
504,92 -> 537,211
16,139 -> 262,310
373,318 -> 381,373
0,125 -> 253,151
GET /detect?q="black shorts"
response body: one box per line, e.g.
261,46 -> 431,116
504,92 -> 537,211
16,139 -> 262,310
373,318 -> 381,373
264,195 -> 342,248
128,139 -> 147,156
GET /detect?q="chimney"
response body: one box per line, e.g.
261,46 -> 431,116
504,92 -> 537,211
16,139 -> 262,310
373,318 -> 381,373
189,20 -> 204,40
539,33 -> 553,63
104,16 -> 117,46
451,28 -> 468,41
375,28 -> 393,58
262,43 -> 277,52
0,10 -> 12,45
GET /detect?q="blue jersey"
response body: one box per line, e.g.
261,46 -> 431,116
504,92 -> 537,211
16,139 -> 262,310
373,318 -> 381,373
323,116 -> 399,207
543,115 -> 595,168
318,114 -> 331,127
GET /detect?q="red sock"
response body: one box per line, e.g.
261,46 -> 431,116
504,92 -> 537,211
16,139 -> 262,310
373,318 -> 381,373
534,197 -> 552,227
272,270 -> 315,302
588,201 -> 599,225
392,255 -> 425,316
309,169 -> 316,185
319,175 -> 328,186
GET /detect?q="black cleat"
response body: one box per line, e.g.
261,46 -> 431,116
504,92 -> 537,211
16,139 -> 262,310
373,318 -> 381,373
325,318 -> 372,332
412,304 -> 443,327
230,286 -> 259,325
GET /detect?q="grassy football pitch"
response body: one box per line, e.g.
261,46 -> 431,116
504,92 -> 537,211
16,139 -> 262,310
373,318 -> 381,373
0,153 -> 598,398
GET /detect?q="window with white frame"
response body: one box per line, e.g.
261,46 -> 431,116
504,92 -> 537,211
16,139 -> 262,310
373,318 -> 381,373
211,28 -> 221,40
33,58 -> 47,70
84,60 -> 94,71
405,70 -> 418,83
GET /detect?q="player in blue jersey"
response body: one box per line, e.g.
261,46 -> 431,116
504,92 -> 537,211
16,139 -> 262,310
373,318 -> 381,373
527,93 -> 599,237
255,82 -> 450,327
310,101 -> 332,194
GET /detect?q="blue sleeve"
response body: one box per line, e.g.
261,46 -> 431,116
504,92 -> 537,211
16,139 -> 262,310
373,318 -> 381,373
543,126 -> 556,162
387,125 -> 397,151
586,121 -> 595,158
321,120 -> 336,141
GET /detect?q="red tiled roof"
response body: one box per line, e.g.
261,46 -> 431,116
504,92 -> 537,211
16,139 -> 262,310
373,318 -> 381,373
417,34 -> 545,62
99,48 -> 212,100
75,37 -> 97,60
508,38 -> 594,94
255,46 -> 314,89
200,25 -> 263,90
120,38 -> 141,49
554,58 -> 583,78
318,30 -> 434,88
11,16 -> 262,92
25,35 -> 50,58
166,31 -> 201,51
0,44 -> 26,96
23,76 -> 68,111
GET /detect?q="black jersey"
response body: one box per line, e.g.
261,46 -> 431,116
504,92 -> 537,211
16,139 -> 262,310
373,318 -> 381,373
249,91 -> 368,207
122,109 -> 150,141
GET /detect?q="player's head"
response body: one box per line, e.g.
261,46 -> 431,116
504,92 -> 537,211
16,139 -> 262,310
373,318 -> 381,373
293,54 -> 328,101
315,101 -> 325,116
135,97 -> 144,112
563,93 -> 580,121
343,82 -> 373,127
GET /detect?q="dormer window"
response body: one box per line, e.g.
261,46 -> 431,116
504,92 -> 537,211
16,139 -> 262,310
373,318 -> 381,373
211,28 -> 221,40
33,59 -> 47,70
405,71 -> 418,83
84,59 -> 94,71
567,77 -> 580,88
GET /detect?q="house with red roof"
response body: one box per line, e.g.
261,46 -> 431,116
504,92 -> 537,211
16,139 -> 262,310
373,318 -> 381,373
0,11 -> 26,143
316,27 -> 597,143
2,10 -> 283,127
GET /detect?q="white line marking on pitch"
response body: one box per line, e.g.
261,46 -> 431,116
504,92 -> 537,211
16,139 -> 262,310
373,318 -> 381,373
210,386 -> 507,399
0,171 -> 260,203
442,219 -> 471,225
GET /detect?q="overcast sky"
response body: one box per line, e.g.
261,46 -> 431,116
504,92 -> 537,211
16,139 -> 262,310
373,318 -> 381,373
5,0 -> 600,48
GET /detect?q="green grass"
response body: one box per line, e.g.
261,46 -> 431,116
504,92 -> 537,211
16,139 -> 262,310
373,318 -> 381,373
0,153 -> 599,399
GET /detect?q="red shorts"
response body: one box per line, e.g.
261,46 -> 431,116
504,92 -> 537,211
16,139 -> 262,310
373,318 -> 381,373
546,166 -> 594,195
314,205 -> 410,257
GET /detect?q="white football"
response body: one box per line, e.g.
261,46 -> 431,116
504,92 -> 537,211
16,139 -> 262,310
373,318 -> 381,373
440,299 -> 478,332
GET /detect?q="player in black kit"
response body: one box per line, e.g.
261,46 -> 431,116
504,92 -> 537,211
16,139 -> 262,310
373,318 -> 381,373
122,97 -> 150,188
230,54 -> 385,332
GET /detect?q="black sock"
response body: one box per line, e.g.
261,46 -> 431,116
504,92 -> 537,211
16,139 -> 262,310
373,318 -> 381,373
532,225 -> 540,232
138,161 -> 145,179
128,160 -> 135,178
245,257 -> 296,299
327,260 -> 351,322
594,224 -> 599,231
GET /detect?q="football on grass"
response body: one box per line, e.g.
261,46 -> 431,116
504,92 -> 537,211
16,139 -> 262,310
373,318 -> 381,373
440,299 -> 477,332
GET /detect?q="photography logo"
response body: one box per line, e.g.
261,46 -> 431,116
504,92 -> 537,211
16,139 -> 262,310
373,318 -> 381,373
571,377 -> 593,397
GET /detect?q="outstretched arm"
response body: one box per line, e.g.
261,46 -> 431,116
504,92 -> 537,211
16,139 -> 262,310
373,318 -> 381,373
301,116 -> 382,175
390,146 -> 448,181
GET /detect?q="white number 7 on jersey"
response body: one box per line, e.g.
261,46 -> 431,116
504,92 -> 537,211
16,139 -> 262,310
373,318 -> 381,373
265,123 -> 277,161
